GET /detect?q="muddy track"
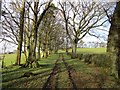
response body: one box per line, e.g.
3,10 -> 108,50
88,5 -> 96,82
42,53 -> 78,89
42,54 -> 61,89
62,54 -> 78,90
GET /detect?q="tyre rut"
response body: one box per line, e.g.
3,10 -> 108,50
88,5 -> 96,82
42,53 -> 78,89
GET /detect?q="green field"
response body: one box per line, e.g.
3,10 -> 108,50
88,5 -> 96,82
76,48 -> 106,54
2,48 -> 106,67
58,48 -> 106,54
2,54 -> 59,88
2,53 -> 25,67
1,48 -> 120,88
2,53 -> 119,88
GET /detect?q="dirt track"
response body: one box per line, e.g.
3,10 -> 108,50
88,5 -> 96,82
42,53 -> 118,89
42,53 -> 78,89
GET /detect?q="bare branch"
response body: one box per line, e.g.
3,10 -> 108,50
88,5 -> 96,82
88,32 -> 99,38
4,5 -> 20,28
2,15 -> 18,42
0,38 -> 18,45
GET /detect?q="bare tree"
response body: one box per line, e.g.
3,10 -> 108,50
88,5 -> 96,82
16,1 -> 25,65
2,0 -> 26,65
25,1 -> 53,67
2,0 -> 53,67
59,0 -> 108,57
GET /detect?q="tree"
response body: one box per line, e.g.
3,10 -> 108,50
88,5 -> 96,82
39,3 -> 65,57
25,1 -> 53,67
112,2 -> 120,79
107,1 -> 120,79
59,0 -> 108,57
16,1 -> 25,65
2,0 -> 26,65
2,0 -> 53,67
102,2 -> 116,53
40,3 -> 57,58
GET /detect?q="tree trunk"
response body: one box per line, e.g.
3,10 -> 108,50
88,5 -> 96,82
115,2 -> 120,79
2,56 -> 5,68
107,16 -> 117,53
108,2 -> 120,79
66,37 -> 69,53
37,41 -> 41,60
26,2 -> 39,68
24,46 -> 27,63
49,42 -> 53,55
26,1 -> 52,68
33,2 -> 38,61
71,41 -> 77,59
54,45 -> 58,54
25,6 -> 30,66
45,50 -> 48,58
16,44 -> 21,65
24,23 -> 27,62
0,0 -> 1,20
72,43 -> 77,53
16,2 -> 25,65
45,44 -> 49,58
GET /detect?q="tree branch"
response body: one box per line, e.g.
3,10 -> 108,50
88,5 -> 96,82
4,5 -> 20,28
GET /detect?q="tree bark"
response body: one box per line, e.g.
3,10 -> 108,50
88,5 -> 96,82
115,2 -> 120,79
37,41 -> 41,60
107,16 -> 117,53
16,2 -> 25,65
71,40 -> 78,58
108,2 -> 120,79
24,18 -> 27,62
72,43 -> 77,54
45,46 -> 49,58
16,44 -> 21,65
27,2 -> 42,67
0,0 -> 1,20
66,36 -> 69,53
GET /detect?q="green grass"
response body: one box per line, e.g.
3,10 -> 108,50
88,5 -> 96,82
2,48 -> 106,67
2,54 -> 59,88
2,53 -> 119,88
62,54 -> 117,88
3,53 -> 25,67
76,48 -> 106,54
58,48 -> 106,54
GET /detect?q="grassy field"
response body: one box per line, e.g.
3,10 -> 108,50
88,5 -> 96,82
58,48 -> 106,54
2,54 -> 59,88
76,48 -> 106,54
2,53 -> 25,67
2,53 -> 119,88
1,48 -> 106,67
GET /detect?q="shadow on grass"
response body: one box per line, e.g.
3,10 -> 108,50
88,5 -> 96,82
2,62 -> 60,82
39,64 -> 54,68
2,67 -> 39,81
2,61 -> 65,88
3,68 -> 66,88
2,68 -> 52,83
2,69 -> 51,88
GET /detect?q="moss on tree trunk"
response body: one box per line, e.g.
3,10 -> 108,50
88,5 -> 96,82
108,2 -> 120,79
